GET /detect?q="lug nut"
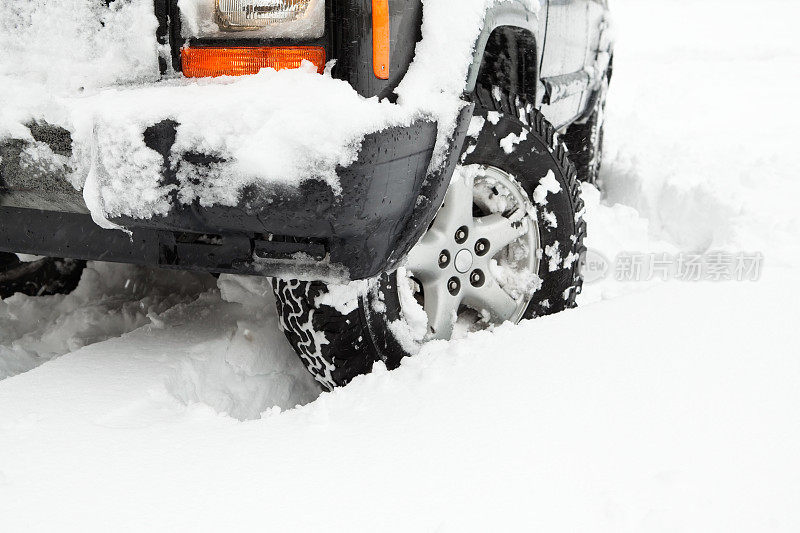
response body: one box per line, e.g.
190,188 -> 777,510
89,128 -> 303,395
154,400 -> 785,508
470,269 -> 486,288
455,226 -> 469,244
448,277 -> 461,296
475,239 -> 490,256
438,250 -> 451,269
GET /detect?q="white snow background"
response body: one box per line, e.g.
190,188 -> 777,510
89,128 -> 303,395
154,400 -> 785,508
2,0 -> 799,530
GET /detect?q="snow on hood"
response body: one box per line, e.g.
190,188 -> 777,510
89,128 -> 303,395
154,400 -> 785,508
0,0 -> 542,225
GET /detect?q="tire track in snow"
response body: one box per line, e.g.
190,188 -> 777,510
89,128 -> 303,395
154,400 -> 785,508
1,268 -> 320,422
0,262 -> 217,381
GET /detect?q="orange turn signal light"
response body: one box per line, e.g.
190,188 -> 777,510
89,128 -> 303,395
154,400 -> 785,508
372,0 -> 390,79
181,46 -> 326,78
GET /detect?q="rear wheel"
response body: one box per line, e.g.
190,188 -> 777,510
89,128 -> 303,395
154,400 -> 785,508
563,74 -> 610,187
274,88 -> 586,390
0,253 -> 86,299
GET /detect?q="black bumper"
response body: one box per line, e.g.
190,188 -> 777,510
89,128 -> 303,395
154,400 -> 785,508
0,107 -> 472,280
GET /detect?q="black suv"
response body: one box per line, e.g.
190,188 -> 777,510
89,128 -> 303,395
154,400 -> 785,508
0,0 -> 613,389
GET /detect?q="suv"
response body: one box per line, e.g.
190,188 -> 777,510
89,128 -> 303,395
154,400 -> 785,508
0,0 -> 613,389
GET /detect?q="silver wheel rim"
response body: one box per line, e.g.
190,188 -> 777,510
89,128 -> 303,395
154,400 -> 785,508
403,165 -> 541,340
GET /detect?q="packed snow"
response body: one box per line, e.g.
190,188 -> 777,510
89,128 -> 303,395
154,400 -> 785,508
2,0 -> 800,531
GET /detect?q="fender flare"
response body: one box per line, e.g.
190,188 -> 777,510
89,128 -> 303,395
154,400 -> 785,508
465,0 -> 543,100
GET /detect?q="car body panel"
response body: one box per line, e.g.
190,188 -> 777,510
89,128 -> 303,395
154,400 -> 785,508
0,0 -> 610,281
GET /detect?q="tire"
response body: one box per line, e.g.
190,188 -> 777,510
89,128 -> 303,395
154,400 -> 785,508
272,279 -> 375,391
274,87 -> 586,390
562,77 -> 609,187
0,253 -> 86,299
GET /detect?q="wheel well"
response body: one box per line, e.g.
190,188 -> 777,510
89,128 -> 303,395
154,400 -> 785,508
475,26 -> 538,101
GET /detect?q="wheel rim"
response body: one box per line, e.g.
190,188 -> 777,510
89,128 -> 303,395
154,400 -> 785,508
403,165 -> 541,340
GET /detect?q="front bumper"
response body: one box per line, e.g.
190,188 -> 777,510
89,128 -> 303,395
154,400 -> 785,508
0,106 -> 471,280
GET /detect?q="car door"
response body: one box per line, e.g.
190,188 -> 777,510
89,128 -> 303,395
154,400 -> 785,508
538,0 -> 591,129
578,0 -> 612,112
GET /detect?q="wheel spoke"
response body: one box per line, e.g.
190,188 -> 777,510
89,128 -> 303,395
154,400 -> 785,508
405,228 -> 448,280
422,281 -> 459,340
435,172 -> 475,233
464,279 -> 519,324
474,213 -> 529,252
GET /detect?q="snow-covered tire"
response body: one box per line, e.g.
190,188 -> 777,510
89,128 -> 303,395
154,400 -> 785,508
0,253 -> 86,299
462,87 -> 586,317
563,77 -> 608,187
273,87 -> 586,389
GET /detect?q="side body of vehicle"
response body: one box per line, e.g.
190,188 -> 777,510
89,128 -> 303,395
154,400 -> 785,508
0,0 -> 611,283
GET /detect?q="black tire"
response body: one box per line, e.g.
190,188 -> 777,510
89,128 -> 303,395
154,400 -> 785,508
562,77 -> 609,187
0,253 -> 86,299
274,88 -> 586,389
272,278 -> 375,391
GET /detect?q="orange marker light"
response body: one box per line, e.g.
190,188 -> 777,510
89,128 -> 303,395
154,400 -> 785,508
372,0 -> 390,80
182,46 -> 326,78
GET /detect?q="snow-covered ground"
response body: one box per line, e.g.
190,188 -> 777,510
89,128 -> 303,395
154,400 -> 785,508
2,0 -> 799,530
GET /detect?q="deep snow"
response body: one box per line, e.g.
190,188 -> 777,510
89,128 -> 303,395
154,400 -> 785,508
2,0 -> 800,531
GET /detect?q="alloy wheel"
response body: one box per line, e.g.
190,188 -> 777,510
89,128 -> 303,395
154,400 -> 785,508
403,165 -> 541,339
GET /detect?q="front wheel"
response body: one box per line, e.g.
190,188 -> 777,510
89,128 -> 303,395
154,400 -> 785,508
274,88 -> 586,390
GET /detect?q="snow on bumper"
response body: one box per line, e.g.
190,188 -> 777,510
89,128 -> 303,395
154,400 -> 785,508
42,66 -> 421,220
0,69 -> 473,279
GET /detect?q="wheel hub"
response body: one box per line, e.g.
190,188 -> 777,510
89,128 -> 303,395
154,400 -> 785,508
454,249 -> 474,273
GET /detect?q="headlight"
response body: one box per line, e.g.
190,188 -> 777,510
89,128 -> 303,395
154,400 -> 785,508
179,0 -> 325,39
217,0 -> 312,30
